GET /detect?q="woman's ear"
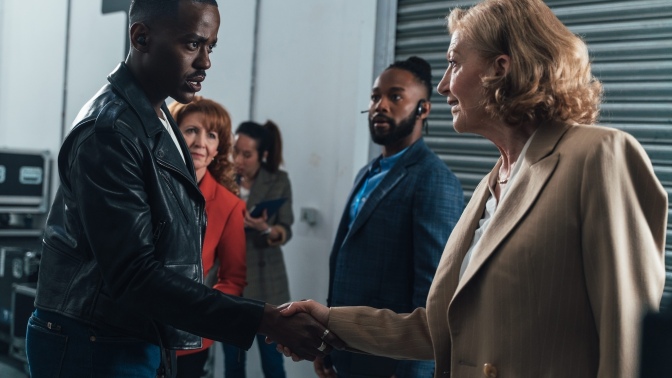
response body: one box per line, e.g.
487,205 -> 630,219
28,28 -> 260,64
494,54 -> 511,77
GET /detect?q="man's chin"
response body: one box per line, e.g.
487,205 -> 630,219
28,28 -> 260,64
171,92 -> 196,104
371,135 -> 390,145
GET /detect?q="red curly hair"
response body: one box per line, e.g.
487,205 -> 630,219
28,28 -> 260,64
168,96 -> 239,195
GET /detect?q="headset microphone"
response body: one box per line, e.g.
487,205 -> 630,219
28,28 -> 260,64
360,110 -> 369,114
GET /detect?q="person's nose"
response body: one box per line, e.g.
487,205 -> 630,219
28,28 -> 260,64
195,47 -> 211,70
437,68 -> 451,96
195,131 -> 207,147
373,97 -> 388,113
234,153 -> 242,165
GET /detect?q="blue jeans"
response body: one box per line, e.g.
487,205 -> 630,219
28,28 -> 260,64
222,334 -> 286,378
26,309 -> 161,378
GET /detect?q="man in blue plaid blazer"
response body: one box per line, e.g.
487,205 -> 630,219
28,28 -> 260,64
321,57 -> 464,377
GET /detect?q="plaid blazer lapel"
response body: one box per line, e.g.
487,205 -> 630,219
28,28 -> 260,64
344,139 -> 426,241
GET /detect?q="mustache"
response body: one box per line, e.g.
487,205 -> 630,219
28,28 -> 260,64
370,114 -> 394,123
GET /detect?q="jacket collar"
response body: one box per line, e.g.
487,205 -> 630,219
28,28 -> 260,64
451,121 -> 571,298
246,167 -> 275,208
107,63 -> 166,138
198,170 -> 217,202
343,138 -> 429,240
107,62 -> 197,181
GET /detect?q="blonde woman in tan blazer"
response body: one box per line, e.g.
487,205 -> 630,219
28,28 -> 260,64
277,1 -> 667,377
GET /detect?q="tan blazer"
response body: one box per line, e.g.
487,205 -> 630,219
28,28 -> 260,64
328,122 -> 667,378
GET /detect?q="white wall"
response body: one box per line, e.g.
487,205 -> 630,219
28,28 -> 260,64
0,0 -> 69,215
0,1 -> 378,376
250,2 -> 377,376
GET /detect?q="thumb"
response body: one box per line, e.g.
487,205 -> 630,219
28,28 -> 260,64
278,299 -> 315,317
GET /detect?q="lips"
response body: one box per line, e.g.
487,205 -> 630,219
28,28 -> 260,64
371,115 -> 392,127
187,81 -> 201,92
186,72 -> 206,92
448,99 -> 459,114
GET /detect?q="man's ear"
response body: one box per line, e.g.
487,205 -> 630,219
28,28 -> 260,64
494,54 -> 511,77
130,22 -> 150,52
420,100 -> 431,120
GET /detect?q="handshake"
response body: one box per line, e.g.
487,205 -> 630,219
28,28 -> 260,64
258,300 -> 342,362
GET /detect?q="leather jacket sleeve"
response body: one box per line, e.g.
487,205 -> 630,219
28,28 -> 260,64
37,65 -> 265,350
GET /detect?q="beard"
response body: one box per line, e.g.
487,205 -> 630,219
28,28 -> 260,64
368,110 -> 417,146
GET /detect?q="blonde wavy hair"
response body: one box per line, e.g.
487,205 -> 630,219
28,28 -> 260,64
168,96 -> 239,195
447,0 -> 603,126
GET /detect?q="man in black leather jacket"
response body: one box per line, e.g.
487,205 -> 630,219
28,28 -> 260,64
26,1 -> 341,377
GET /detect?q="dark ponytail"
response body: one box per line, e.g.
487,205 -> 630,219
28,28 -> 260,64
235,120 -> 284,172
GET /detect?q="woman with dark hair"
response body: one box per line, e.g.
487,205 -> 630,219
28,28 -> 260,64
224,120 -> 294,377
279,0 -> 667,377
168,97 -> 247,378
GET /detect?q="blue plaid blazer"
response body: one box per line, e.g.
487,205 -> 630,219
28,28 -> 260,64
327,138 -> 464,377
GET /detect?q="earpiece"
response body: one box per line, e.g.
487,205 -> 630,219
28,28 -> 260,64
415,99 -> 426,118
137,36 -> 147,46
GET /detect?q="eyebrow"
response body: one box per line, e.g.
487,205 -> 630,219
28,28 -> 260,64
184,33 -> 217,44
372,86 -> 406,92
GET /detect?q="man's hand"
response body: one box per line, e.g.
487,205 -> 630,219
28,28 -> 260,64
258,303 -> 344,362
271,300 -> 339,361
314,357 -> 337,378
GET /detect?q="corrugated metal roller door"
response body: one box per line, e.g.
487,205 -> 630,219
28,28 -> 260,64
394,0 -> 672,305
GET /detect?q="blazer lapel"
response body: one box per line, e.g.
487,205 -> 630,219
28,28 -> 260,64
344,140 -> 426,240
454,122 -> 570,295
332,168 -> 369,249
430,176 -> 491,304
247,168 -> 273,208
346,168 -> 407,238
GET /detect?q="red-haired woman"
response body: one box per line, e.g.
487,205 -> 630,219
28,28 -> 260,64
168,97 -> 247,378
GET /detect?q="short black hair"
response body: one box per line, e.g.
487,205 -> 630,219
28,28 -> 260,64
386,56 -> 432,99
129,0 -> 218,25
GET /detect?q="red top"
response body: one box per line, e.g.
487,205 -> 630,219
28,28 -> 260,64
177,170 -> 247,356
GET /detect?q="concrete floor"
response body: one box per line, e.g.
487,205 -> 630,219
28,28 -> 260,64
0,351 -> 28,378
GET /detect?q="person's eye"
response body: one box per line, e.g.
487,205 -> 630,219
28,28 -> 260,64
370,94 -> 380,102
187,42 -> 199,51
447,60 -> 457,68
391,94 -> 402,101
207,43 -> 217,53
208,132 -> 217,139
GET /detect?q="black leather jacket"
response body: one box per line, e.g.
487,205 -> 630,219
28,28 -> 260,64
36,63 -> 264,350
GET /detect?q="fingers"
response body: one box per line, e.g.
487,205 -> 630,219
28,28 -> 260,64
279,299 -> 330,325
314,357 -> 337,378
260,305 -> 328,361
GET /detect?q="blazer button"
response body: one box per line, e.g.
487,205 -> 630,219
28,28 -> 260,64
483,363 -> 497,377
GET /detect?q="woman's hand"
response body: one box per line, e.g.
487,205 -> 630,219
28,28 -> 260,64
279,300 -> 330,325
244,209 -> 269,231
